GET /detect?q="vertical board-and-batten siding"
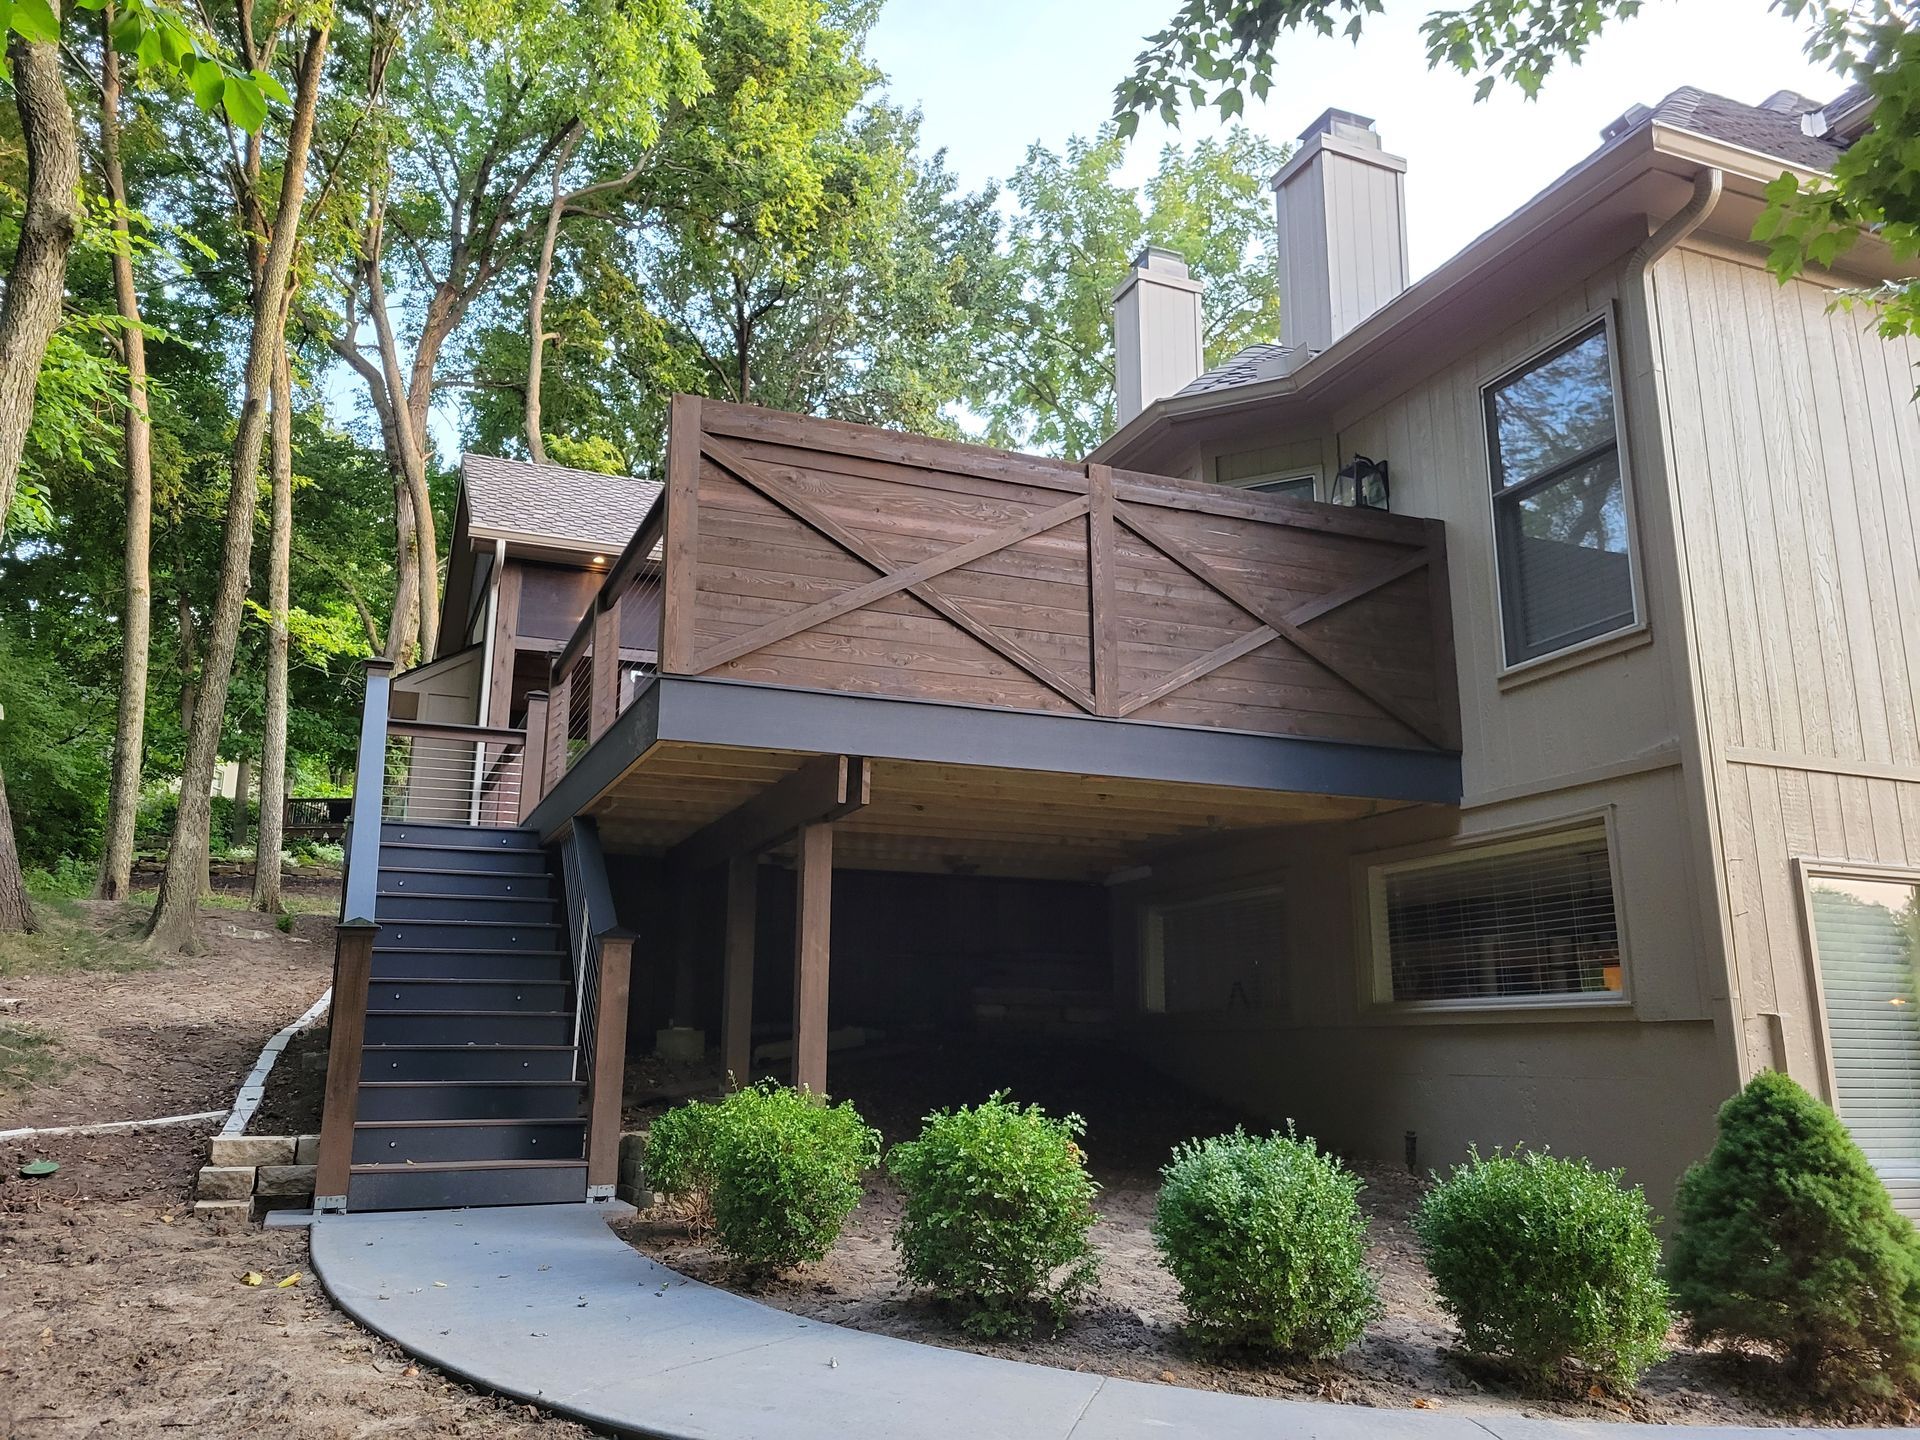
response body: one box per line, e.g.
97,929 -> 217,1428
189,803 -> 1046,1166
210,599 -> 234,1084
1651,239 -> 1920,1084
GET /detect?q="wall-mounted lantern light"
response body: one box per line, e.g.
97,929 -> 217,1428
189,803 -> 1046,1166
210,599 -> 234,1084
1332,455 -> 1390,510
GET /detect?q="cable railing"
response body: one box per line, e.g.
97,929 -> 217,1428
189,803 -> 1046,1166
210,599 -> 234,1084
381,719 -> 529,827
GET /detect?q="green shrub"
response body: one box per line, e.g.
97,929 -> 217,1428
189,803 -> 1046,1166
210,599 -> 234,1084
887,1092 -> 1101,1337
1152,1127 -> 1378,1356
646,1083 -> 879,1274
1415,1148 -> 1670,1390
23,855 -> 94,899
1668,1070 -> 1920,1400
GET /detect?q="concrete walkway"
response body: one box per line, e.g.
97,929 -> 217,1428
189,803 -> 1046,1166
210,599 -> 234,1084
309,1203 -> 1905,1440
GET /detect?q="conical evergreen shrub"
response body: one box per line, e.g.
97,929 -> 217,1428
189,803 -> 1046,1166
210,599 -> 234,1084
1668,1070 -> 1920,1400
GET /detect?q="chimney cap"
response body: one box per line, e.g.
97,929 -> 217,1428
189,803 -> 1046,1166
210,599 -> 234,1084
1296,107 -> 1377,144
1129,245 -> 1191,277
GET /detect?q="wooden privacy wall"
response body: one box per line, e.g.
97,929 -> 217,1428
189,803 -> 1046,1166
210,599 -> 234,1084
661,396 -> 1458,751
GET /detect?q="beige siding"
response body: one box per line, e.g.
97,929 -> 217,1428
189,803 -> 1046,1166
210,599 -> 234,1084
1119,253 -> 1742,1206
1651,241 -> 1920,1087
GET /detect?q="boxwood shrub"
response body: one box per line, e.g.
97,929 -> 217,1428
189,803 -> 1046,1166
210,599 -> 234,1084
645,1082 -> 880,1274
1415,1148 -> 1670,1390
887,1092 -> 1101,1337
1668,1071 -> 1920,1401
1152,1127 -> 1379,1356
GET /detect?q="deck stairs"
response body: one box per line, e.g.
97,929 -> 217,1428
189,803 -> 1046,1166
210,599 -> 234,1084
347,820 -> 589,1210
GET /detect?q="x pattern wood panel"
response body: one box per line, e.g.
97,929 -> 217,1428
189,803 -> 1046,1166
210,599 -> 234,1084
687,423 -> 1451,750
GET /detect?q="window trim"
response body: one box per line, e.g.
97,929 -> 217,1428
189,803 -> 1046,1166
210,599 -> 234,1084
1792,857 -> 1920,1113
1480,309 -> 1647,676
1363,812 -> 1633,1015
1140,882 -> 1287,1017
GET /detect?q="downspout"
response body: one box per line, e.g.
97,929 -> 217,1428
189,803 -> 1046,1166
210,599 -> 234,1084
1618,167 -> 1753,1095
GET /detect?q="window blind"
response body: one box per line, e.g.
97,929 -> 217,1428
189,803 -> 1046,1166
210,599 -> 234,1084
1144,888 -> 1285,1015
1377,829 -> 1623,1004
1808,877 -> 1920,1220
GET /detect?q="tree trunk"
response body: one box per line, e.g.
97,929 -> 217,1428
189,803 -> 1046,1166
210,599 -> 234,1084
228,755 -> 252,849
0,770 -> 36,934
365,240 -> 439,661
0,18 -> 83,936
385,481 -> 421,666
95,16 -> 154,904
525,125 -> 584,464
251,337 -> 293,913
146,24 -> 330,954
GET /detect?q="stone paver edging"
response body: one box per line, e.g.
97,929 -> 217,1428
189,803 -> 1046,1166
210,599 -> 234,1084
309,1203 -> 1903,1440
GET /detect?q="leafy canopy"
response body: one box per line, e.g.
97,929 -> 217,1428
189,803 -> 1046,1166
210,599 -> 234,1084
1114,0 -> 1920,337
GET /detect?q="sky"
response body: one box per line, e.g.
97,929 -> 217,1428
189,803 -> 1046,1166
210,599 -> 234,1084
862,0 -> 1845,280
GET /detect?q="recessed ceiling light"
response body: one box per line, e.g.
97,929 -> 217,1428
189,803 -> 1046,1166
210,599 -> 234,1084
591,555 -> 607,564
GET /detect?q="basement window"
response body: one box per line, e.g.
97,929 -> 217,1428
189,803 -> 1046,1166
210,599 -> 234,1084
1369,824 -> 1625,1008
1484,320 -> 1638,666
1141,886 -> 1285,1015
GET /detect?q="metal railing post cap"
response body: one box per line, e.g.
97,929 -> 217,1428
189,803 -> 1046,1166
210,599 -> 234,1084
336,917 -> 381,934
526,689 -> 549,701
363,657 -> 397,674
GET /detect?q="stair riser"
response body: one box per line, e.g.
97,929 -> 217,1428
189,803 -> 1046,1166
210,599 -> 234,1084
347,1164 -> 587,1211
377,844 -> 548,876
361,1047 -> 575,1082
352,1120 -> 586,1165
363,1012 -> 573,1047
371,951 -> 570,983
375,893 -> 559,923
378,869 -> 553,898
374,921 -> 561,951
380,822 -> 543,851
366,981 -> 571,1013
355,1083 -> 585,1122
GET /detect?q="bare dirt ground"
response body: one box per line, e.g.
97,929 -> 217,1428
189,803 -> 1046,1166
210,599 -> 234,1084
621,1038 -> 1893,1430
0,897 -> 588,1438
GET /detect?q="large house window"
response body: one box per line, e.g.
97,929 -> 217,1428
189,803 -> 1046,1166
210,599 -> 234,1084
1142,887 -> 1285,1014
1805,870 -> 1920,1219
1484,320 -> 1636,666
1369,825 -> 1625,1007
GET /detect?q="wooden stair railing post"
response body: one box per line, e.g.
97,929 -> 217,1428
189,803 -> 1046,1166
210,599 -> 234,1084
546,672 -> 570,787
591,601 -> 619,740
585,930 -> 634,1199
520,691 -> 549,822
313,919 -> 375,1210
315,657 -> 393,1212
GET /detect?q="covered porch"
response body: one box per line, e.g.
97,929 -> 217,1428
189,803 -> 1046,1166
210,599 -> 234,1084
511,395 -> 1461,1096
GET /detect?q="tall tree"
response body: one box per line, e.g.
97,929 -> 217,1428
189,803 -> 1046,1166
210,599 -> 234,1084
95,7 -> 157,902
147,17 -> 331,953
1114,0 -> 1919,335
963,126 -> 1283,458
250,337 -> 294,910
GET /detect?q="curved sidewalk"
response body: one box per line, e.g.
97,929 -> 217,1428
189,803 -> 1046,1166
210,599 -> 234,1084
310,1203 -> 1900,1440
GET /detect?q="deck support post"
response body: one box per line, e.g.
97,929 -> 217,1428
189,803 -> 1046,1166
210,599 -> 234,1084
722,854 -> 757,1087
791,822 -> 832,1096
313,918 -> 377,1211
520,691 -> 549,822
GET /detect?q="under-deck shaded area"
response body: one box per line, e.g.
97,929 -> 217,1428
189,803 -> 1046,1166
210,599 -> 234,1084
500,396 -> 1463,1097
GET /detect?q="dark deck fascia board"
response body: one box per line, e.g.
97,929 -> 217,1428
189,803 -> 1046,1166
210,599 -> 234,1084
530,675 -> 1462,842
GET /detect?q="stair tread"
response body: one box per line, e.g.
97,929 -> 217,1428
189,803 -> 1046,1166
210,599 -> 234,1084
363,1043 -> 574,1052
355,1116 -> 584,1129
368,976 -> 568,986
371,946 -> 567,956
370,1008 -> 571,1018
377,889 -> 555,902
360,1079 -> 580,1088
348,1158 -> 585,1173
379,838 -> 541,853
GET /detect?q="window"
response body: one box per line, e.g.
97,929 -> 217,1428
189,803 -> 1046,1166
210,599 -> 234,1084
1484,321 -> 1636,666
1245,475 -> 1316,501
1142,887 -> 1284,1014
1805,870 -> 1920,1219
1370,825 -> 1624,1006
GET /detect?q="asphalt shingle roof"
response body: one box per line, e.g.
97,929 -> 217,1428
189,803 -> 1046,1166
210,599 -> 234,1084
461,453 -> 660,554
1641,84 -> 1846,172
1174,342 -> 1300,398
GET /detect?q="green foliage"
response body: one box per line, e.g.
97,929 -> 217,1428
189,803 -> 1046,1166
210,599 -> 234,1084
647,1082 -> 880,1274
1153,1127 -> 1378,1356
886,1092 -> 1101,1337
1668,1071 -> 1920,1400
963,126 -> 1282,457
1113,0 -> 1920,341
22,855 -> 94,898
1415,1148 -> 1670,1390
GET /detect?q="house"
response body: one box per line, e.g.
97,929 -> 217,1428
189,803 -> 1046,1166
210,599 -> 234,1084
311,85 -> 1920,1220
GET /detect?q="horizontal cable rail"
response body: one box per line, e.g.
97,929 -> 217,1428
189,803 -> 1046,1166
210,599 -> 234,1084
382,717 -> 528,827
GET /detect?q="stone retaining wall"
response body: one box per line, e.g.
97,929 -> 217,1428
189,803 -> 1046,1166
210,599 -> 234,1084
194,1134 -> 317,1220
